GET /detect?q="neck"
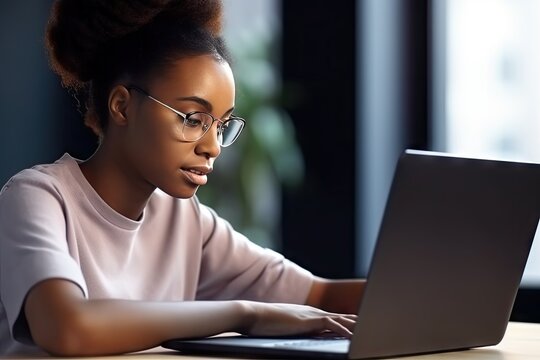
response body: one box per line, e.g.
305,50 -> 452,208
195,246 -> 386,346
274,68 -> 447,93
79,140 -> 155,221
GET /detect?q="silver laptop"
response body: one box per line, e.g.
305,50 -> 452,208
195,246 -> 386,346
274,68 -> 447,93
162,149 -> 540,359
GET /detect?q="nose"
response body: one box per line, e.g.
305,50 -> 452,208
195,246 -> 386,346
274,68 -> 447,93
195,121 -> 221,159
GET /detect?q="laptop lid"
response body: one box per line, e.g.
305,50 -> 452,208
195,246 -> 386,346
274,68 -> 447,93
350,149 -> 540,358
163,150 -> 540,359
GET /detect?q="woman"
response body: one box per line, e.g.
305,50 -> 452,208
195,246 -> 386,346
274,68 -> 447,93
0,0 -> 365,356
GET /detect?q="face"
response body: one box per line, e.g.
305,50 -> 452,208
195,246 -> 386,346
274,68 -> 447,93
120,54 -> 236,198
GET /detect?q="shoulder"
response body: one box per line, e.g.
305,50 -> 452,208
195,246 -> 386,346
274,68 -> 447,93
0,158 -> 77,252
0,154 -> 77,210
2,154 -> 74,192
1,167 -> 60,200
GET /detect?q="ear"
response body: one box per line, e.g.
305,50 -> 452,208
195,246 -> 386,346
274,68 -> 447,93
108,85 -> 131,126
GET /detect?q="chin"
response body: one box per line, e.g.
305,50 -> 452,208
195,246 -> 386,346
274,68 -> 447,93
159,185 -> 199,199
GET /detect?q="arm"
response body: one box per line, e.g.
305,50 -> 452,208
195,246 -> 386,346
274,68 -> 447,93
25,279 -> 357,357
25,279 -> 246,356
306,277 -> 367,314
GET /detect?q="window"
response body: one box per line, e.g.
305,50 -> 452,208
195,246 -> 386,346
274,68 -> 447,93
437,0 -> 540,285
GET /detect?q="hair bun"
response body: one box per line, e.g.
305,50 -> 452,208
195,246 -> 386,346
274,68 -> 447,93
46,0 -> 224,88
162,0 -> 223,36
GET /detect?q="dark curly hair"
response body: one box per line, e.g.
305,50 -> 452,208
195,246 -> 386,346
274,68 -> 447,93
45,0 -> 231,137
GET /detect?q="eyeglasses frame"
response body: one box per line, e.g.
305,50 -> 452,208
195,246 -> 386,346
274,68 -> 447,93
127,85 -> 245,147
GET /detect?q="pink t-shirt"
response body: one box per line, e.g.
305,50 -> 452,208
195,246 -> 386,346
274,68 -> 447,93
0,154 -> 313,356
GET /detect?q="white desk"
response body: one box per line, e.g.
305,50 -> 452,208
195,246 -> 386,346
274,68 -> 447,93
11,322 -> 540,359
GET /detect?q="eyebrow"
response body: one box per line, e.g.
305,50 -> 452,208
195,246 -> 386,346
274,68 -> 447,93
176,96 -> 213,112
176,96 -> 235,117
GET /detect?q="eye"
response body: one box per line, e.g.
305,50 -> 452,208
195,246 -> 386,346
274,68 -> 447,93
184,113 -> 205,128
220,120 -> 231,130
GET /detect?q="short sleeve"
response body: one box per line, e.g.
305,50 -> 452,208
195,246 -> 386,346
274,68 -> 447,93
195,202 -> 313,304
0,172 -> 88,345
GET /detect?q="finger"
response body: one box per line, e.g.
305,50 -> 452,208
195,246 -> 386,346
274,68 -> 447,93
324,312 -> 357,319
322,317 -> 353,338
335,316 -> 356,332
321,313 -> 357,323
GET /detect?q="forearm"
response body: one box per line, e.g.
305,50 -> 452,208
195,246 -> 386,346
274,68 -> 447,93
70,299 -> 247,355
25,280 -> 249,356
306,277 -> 366,314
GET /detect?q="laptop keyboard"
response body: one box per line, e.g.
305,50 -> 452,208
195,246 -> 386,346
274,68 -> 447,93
266,336 -> 349,350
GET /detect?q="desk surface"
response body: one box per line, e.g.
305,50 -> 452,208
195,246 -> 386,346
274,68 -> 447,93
11,322 -> 540,359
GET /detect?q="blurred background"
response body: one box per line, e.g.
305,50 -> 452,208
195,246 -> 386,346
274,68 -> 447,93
1,0 -> 539,320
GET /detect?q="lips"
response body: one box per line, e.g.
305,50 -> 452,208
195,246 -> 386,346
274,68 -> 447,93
180,166 -> 213,186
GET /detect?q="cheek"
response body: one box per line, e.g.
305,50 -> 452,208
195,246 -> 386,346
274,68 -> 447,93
128,117 -> 160,152
123,114 -> 194,181
125,114 -> 174,168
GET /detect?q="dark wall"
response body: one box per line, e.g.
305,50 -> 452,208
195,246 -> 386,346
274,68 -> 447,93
279,0 -> 432,278
512,288 -> 540,322
402,1 -> 430,150
0,1 -> 96,186
280,1 -> 358,278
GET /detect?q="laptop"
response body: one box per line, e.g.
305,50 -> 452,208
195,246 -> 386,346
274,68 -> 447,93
163,149 -> 540,359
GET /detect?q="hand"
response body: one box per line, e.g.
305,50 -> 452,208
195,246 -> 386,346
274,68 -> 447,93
238,302 -> 357,338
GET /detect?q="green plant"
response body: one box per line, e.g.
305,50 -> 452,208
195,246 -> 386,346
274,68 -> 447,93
196,34 -> 304,249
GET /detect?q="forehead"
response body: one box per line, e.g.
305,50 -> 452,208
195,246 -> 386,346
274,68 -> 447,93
146,55 -> 236,109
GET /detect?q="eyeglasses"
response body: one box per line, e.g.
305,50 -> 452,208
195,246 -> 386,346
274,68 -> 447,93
127,86 -> 245,147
